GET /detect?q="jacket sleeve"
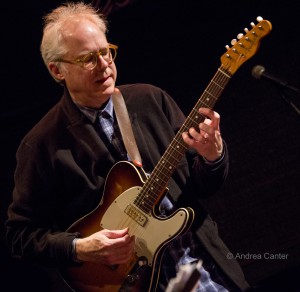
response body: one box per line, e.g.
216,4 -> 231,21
5,139 -> 80,268
189,141 -> 229,197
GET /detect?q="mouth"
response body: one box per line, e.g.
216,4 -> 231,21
96,76 -> 110,83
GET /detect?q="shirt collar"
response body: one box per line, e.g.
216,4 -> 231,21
74,97 -> 114,123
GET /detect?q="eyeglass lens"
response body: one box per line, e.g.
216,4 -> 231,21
83,47 -> 116,70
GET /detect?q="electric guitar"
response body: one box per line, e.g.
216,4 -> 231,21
61,17 -> 272,291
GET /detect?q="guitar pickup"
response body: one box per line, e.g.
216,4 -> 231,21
124,204 -> 148,227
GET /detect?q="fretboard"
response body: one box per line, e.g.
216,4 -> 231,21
134,66 -> 232,213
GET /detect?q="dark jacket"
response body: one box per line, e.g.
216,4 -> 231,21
6,83 -> 250,291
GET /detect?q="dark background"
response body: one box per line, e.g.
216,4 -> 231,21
1,0 -> 300,291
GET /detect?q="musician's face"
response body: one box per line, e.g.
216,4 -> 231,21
49,18 -> 117,109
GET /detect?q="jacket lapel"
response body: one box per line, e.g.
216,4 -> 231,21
60,88 -> 117,166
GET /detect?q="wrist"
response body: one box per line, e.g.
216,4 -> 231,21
72,238 -> 83,263
203,148 -> 224,164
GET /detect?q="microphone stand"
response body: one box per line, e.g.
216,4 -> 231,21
279,82 -> 300,95
251,65 -> 300,115
277,85 -> 300,116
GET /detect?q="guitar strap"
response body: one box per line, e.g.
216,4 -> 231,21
112,88 -> 143,167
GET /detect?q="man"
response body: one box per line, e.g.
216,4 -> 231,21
5,2 -> 250,291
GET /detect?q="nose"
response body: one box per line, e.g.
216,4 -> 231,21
97,54 -> 112,68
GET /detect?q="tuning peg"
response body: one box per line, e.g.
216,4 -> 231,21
250,16 -> 264,28
231,39 -> 237,45
237,33 -> 244,39
244,28 -> 249,33
225,45 -> 230,50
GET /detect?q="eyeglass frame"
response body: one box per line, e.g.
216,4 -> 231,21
54,43 -> 118,70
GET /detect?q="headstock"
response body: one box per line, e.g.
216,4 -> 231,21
221,16 -> 272,75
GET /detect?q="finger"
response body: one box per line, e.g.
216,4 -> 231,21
199,108 -> 220,128
106,236 -> 135,265
108,246 -> 134,264
199,107 -> 214,118
203,118 -> 212,126
188,127 -> 200,140
103,227 -> 129,239
182,132 -> 195,146
215,130 -> 223,151
199,123 -> 213,136
182,131 -> 207,145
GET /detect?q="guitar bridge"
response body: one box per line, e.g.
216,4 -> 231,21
124,204 -> 148,227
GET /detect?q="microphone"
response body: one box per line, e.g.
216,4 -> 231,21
251,65 -> 300,94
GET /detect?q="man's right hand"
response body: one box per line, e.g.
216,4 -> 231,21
75,227 -> 135,265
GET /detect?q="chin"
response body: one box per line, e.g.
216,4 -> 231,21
106,82 -> 116,94
102,87 -> 114,98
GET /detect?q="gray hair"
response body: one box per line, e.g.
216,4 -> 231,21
40,2 -> 107,82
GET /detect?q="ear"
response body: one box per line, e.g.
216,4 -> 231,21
49,62 -> 65,81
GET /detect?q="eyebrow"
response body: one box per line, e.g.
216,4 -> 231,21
77,46 -> 109,58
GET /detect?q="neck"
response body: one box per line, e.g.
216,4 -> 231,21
69,93 -> 110,110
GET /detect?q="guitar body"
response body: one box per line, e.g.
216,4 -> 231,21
62,161 -> 195,292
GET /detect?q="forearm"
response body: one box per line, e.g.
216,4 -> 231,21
191,141 -> 229,197
5,207 -> 80,267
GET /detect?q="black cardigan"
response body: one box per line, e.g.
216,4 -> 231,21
6,83 -> 250,290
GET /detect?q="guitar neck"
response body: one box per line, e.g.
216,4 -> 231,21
133,17 -> 273,213
135,66 -> 232,213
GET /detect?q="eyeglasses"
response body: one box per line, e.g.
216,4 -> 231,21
55,44 -> 118,70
